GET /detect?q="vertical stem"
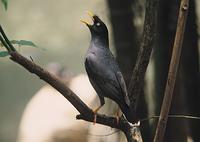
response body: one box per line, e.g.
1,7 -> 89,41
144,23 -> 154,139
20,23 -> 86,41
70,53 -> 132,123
127,0 -> 158,112
153,0 -> 189,141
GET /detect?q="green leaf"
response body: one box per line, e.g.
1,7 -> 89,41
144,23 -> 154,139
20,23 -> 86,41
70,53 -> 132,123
10,40 -> 45,50
11,40 -> 37,47
1,0 -> 8,10
0,51 -> 9,57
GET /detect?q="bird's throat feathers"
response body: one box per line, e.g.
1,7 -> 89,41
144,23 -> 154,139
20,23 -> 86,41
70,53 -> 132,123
90,34 -> 109,49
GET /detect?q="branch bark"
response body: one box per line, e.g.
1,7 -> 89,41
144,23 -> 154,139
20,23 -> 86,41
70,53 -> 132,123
0,25 -> 139,142
153,0 -> 190,141
127,0 -> 158,115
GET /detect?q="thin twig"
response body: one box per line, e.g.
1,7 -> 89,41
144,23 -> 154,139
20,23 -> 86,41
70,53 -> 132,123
71,113 -> 200,137
140,115 -> 200,122
0,25 -> 16,51
153,0 -> 190,142
0,34 -> 10,51
63,129 -> 120,137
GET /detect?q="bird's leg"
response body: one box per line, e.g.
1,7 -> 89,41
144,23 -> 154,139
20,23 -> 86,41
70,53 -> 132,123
92,96 -> 105,124
115,106 -> 120,124
92,105 -> 102,125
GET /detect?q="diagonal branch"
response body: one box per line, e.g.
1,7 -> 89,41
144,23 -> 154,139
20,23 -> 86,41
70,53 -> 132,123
153,0 -> 190,141
128,0 -> 158,114
10,51 -> 136,141
0,25 -> 140,142
9,51 -> 91,115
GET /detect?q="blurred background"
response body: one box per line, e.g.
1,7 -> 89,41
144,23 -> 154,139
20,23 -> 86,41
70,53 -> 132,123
0,0 -> 108,141
0,0 -> 200,142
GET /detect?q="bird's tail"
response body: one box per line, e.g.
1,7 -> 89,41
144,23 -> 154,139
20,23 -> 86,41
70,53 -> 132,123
118,101 -> 138,123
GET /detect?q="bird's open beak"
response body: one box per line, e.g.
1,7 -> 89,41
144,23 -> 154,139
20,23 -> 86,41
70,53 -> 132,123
86,11 -> 95,21
80,11 -> 95,26
80,19 -> 91,26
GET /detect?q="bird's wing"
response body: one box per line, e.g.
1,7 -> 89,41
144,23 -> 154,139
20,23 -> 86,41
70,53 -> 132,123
85,53 -> 129,105
115,72 -> 130,106
85,60 -> 106,105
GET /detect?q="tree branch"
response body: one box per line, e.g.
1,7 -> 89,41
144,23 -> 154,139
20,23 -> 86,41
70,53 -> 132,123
128,0 -> 158,114
9,51 -> 91,115
153,0 -> 190,141
0,25 -> 140,142
9,51 -> 126,127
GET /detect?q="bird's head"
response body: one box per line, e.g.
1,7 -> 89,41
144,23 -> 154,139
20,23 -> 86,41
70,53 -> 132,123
81,11 -> 108,39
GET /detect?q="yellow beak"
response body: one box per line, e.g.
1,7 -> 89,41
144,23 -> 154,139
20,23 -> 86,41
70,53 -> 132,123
80,19 -> 90,25
80,10 -> 95,26
86,10 -> 95,21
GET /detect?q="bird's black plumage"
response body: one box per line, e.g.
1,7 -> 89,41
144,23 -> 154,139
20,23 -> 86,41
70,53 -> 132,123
82,13 -> 135,123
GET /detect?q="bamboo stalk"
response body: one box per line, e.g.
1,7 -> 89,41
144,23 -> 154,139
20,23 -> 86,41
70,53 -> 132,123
153,0 -> 190,141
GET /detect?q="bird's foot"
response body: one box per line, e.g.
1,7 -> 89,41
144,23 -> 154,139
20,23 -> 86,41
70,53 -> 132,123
114,110 -> 120,124
116,115 -> 120,124
92,106 -> 102,125
93,114 -> 97,125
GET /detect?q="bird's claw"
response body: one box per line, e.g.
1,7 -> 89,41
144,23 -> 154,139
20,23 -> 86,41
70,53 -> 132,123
92,106 -> 102,125
116,115 -> 119,124
115,110 -> 120,124
93,114 -> 97,125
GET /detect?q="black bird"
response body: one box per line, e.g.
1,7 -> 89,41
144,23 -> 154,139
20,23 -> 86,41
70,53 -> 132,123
81,11 -> 135,123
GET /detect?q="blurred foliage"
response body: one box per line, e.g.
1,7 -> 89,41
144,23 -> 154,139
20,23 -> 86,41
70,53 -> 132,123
0,39 -> 39,57
10,40 -> 37,48
0,51 -> 9,57
1,0 -> 8,10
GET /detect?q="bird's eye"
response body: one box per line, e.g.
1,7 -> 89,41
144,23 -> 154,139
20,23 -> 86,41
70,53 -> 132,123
96,22 -> 101,26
